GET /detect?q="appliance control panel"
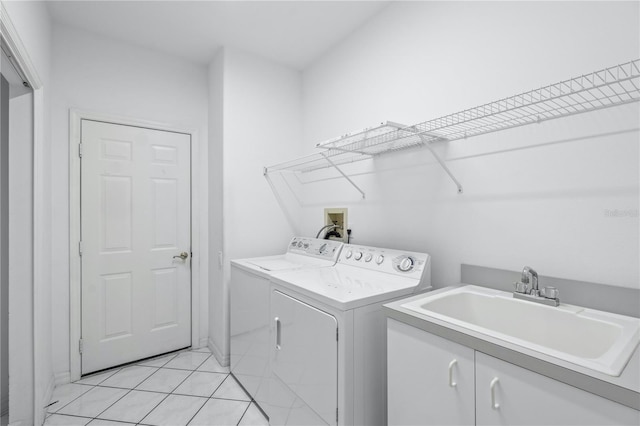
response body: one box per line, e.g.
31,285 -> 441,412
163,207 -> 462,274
338,243 -> 431,281
287,237 -> 343,261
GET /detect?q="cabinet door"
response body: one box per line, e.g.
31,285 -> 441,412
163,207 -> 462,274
476,352 -> 640,426
387,319 -> 475,426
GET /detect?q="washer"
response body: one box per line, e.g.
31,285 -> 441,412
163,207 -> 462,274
267,244 -> 431,426
230,237 -> 343,414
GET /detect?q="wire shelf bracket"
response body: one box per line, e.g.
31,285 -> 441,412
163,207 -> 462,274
386,121 -> 463,193
320,152 -> 366,199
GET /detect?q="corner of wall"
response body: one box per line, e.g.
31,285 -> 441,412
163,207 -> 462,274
208,337 -> 229,367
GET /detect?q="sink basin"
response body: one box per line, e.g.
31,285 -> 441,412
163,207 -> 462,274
401,285 -> 640,376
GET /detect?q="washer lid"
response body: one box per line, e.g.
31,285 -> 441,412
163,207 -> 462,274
246,256 -> 325,271
233,251 -> 339,276
270,264 -> 424,311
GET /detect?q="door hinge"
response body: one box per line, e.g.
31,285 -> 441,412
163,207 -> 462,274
79,241 -> 83,256
78,143 -> 83,158
78,338 -> 84,354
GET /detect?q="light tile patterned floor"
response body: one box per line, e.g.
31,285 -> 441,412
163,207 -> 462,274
44,348 -> 268,426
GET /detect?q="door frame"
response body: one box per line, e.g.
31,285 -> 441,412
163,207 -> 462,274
69,109 -> 202,381
1,3 -> 49,425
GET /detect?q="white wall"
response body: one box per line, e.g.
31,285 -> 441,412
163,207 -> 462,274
50,25 -> 210,379
299,1 -> 639,289
208,50 -> 225,361
0,75 -> 9,420
8,91 -> 34,426
208,47 -> 303,363
2,1 -> 53,425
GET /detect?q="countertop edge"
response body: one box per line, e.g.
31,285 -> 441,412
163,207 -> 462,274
384,291 -> 640,411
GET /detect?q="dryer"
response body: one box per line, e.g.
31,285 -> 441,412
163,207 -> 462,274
267,244 -> 431,425
230,237 -> 343,415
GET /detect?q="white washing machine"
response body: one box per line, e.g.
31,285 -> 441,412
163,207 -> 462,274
230,237 -> 343,416
267,244 -> 431,426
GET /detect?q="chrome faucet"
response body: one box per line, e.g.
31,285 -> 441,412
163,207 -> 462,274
513,266 -> 559,307
521,266 -> 539,296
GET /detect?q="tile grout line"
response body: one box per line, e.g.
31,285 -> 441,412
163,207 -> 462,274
183,395 -> 210,426
206,371 -> 229,398
92,366 -> 166,423
102,362 -> 200,424
132,391 -> 171,426
235,401 -> 253,426
49,350 -> 216,425
135,354 -> 209,426
47,384 -> 97,415
182,370 -> 245,426
45,413 -> 94,424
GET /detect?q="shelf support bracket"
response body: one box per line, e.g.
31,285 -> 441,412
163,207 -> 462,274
387,122 -> 463,194
320,152 -> 366,199
417,133 -> 464,194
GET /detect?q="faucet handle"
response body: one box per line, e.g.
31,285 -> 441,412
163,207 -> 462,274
541,286 -> 559,300
513,281 -> 528,294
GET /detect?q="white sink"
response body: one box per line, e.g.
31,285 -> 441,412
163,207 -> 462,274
401,285 -> 640,376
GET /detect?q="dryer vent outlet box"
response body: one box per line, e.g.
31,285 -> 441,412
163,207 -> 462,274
323,208 -> 348,242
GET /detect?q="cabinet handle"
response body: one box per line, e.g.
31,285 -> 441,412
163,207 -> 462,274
275,317 -> 281,350
490,377 -> 500,409
448,359 -> 457,387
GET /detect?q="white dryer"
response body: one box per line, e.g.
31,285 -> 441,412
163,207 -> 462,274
267,244 -> 431,426
230,237 -> 343,415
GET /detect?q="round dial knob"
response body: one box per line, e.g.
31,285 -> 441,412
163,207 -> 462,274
297,241 -> 303,248
345,250 -> 353,259
398,256 -> 414,272
319,243 -> 327,254
303,243 -> 309,249
376,255 -> 385,265
354,252 -> 363,261
364,253 -> 373,262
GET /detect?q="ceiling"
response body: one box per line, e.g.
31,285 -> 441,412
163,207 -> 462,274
46,1 -> 391,70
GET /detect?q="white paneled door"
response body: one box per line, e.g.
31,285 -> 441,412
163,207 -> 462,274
80,120 -> 191,375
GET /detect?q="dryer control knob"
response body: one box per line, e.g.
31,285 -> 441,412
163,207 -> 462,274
345,250 -> 353,259
376,255 -> 385,265
297,241 -> 303,248
354,252 -> 363,261
364,253 -> 373,262
398,256 -> 415,272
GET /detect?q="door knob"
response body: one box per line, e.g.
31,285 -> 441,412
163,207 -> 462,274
173,252 -> 189,260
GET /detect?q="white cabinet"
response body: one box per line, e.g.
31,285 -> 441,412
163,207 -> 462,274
475,352 -> 640,426
387,318 -> 640,426
387,319 -> 475,426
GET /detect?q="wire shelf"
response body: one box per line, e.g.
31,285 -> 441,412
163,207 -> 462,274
265,59 -> 640,179
265,122 -> 430,174
412,59 -> 640,141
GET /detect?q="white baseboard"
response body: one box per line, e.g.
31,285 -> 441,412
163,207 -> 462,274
208,338 -> 229,367
198,337 -> 208,349
35,374 -> 55,426
54,371 -> 70,386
